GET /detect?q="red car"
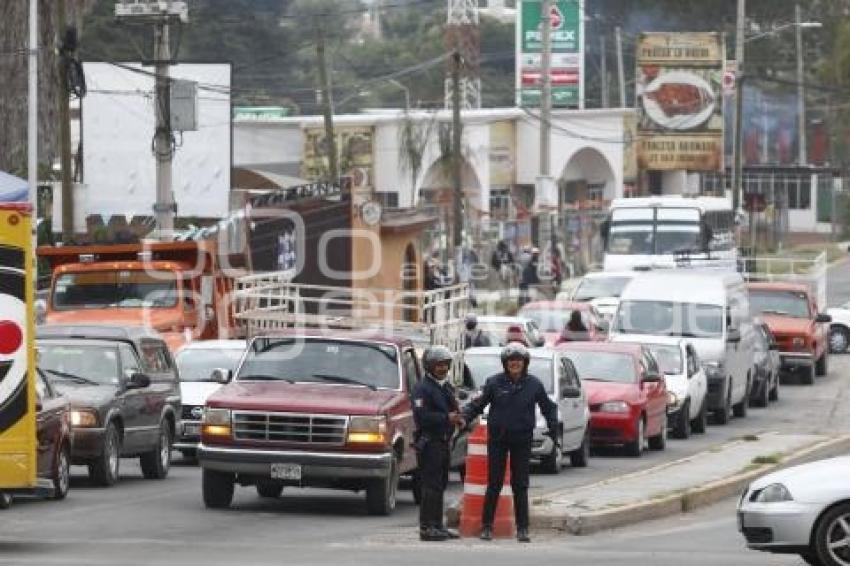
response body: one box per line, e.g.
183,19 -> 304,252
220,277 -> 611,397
518,301 -> 608,346
556,342 -> 667,457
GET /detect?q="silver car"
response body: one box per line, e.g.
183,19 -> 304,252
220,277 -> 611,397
738,455 -> 850,565
463,347 -> 590,473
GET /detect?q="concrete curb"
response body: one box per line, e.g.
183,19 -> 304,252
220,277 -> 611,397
448,434 -> 850,535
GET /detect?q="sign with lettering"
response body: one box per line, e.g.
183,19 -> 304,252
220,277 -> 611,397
636,33 -> 724,171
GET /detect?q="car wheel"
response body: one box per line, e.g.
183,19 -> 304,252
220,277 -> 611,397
0,493 -> 11,510
814,502 -> 850,566
673,401 -> 690,439
691,398 -> 708,434
816,352 -> 829,377
799,550 -> 824,566
569,428 -> 590,468
733,379 -> 749,418
648,413 -> 667,450
750,378 -> 769,408
202,468 -> 234,509
52,443 -> 71,500
541,433 -> 563,474
829,326 -> 849,354
625,417 -> 644,457
802,365 -> 816,385
89,422 -> 121,487
366,455 -> 399,516
769,373 -> 780,402
140,420 -> 172,480
256,480 -> 284,499
714,383 -> 731,425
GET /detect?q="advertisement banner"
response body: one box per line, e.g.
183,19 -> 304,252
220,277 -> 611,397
636,32 -> 724,171
0,204 -> 36,490
517,0 -> 584,108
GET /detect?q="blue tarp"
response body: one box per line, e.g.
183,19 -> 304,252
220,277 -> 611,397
0,171 -> 28,203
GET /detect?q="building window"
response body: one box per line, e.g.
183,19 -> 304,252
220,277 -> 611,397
587,182 -> 605,202
490,187 -> 511,215
374,191 -> 399,209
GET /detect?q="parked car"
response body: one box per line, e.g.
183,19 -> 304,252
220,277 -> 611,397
556,342 -> 668,457
826,300 -> 850,353
464,347 -> 590,473
750,321 -> 782,407
174,340 -> 246,459
569,271 -> 635,321
611,336 -> 708,439
0,368 -> 72,510
738,455 -> 850,566
477,315 -> 544,347
747,282 -> 831,385
518,301 -> 608,346
36,325 -> 181,486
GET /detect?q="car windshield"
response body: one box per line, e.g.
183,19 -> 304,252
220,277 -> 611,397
561,350 -> 636,383
616,300 -> 724,338
647,344 -> 683,375
464,355 -> 553,393
749,291 -> 810,319
573,276 -> 632,301
176,348 -> 245,382
517,309 -> 572,333
237,337 -> 400,389
52,271 -> 179,310
36,343 -> 120,385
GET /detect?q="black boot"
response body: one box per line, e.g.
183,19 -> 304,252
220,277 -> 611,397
420,526 -> 450,542
479,525 -> 493,541
516,528 -> 530,543
438,527 -> 460,539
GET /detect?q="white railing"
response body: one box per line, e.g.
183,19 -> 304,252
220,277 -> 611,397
739,251 -> 828,309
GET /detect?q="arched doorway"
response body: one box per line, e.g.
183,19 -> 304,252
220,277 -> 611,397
560,147 -> 617,206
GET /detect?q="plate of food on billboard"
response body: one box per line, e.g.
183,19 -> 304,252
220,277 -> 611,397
642,70 -> 716,131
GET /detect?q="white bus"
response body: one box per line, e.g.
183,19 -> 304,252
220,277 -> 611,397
601,196 -> 736,271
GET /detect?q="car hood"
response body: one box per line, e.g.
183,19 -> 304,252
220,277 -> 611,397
180,381 -> 223,407
207,381 -> 402,415
759,314 -> 812,337
749,456 -> 850,503
51,382 -> 117,409
583,380 -> 639,404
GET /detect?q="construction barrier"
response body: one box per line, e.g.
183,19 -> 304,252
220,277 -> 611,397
459,423 -> 515,538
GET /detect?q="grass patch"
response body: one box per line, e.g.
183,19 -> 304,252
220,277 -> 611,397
751,452 -> 784,465
739,434 -> 760,442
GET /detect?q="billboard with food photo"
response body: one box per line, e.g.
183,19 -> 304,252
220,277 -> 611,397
636,33 -> 724,171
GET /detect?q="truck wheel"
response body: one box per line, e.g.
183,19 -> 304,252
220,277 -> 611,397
540,433 -> 563,474
751,379 -> 769,408
673,402 -> 690,439
0,493 -> 11,509
691,398 -> 708,434
733,379 -> 749,418
714,383 -> 731,425
89,422 -> 121,487
569,429 -> 590,468
256,480 -> 284,499
202,468 -> 234,509
648,413 -> 667,450
769,374 -> 780,402
802,365 -> 816,385
625,417 -> 644,457
366,456 -> 398,516
140,420 -> 172,480
52,443 -> 71,500
816,353 -> 828,377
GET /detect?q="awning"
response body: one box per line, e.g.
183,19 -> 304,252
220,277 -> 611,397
0,171 -> 28,203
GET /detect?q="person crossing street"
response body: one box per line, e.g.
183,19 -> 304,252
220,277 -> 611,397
412,345 -> 465,541
462,343 -> 558,543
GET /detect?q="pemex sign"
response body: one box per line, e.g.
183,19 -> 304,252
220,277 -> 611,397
517,0 -> 584,108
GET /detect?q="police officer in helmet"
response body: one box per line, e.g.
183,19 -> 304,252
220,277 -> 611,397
462,343 -> 557,543
464,313 -> 492,349
412,345 -> 465,541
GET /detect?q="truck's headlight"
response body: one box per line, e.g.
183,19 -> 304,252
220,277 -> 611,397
70,409 -> 98,428
792,337 -> 807,351
347,416 -> 387,444
666,392 -> 680,408
754,483 -> 793,503
202,408 -> 231,437
598,401 -> 629,413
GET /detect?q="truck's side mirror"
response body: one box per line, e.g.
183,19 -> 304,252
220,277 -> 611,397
126,372 -> 151,389
816,313 -> 832,324
210,368 -> 232,384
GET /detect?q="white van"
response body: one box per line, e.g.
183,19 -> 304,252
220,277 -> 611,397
610,270 -> 754,424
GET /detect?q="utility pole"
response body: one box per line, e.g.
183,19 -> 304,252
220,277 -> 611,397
316,26 -> 339,185
540,0 -> 556,262
153,21 -> 174,234
732,0 -> 746,216
56,0 -> 74,243
796,3 -> 807,165
615,26 -> 626,108
600,34 -> 609,108
28,0 -> 38,272
451,51 -> 463,256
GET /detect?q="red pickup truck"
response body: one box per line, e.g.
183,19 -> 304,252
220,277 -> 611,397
198,330 -> 437,515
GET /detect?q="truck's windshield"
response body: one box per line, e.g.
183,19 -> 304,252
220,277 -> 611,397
238,337 -> 401,390
52,271 -> 179,310
749,291 -> 811,319
616,300 -> 724,338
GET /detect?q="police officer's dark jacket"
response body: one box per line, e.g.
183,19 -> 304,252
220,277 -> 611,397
463,372 -> 557,439
412,373 -> 459,441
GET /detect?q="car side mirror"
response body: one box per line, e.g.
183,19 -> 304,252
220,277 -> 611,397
210,368 -> 232,385
642,372 -> 662,383
726,328 -> 741,343
816,313 -> 832,324
126,372 -> 151,389
561,386 -> 581,399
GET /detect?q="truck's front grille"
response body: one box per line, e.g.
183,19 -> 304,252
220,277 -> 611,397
232,411 -> 348,445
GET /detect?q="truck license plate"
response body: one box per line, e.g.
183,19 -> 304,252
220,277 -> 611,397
270,463 -> 301,481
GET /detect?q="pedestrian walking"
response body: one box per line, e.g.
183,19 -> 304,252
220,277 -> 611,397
518,248 -> 541,308
412,346 -> 465,541
462,343 -> 557,543
463,313 -> 492,349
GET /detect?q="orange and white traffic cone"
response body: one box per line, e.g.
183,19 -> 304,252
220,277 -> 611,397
458,423 -> 515,538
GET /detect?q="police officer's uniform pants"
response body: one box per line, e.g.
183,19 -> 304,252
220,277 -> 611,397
417,438 -> 450,529
482,437 -> 532,530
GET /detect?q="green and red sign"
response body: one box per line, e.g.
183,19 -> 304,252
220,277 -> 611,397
517,0 -> 584,108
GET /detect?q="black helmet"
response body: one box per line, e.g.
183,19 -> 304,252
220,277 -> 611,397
500,342 -> 530,372
464,312 -> 478,330
422,345 -> 453,372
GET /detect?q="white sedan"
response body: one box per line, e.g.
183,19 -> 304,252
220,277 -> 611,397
738,456 -> 850,566
827,301 -> 850,353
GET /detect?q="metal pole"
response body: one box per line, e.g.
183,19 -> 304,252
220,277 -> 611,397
56,0 -> 74,243
451,51 -> 463,254
615,26 -> 626,108
600,33 -> 609,108
540,0 -> 556,276
796,3 -> 807,165
28,0 -> 38,279
153,20 -> 174,234
732,0 -> 746,215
